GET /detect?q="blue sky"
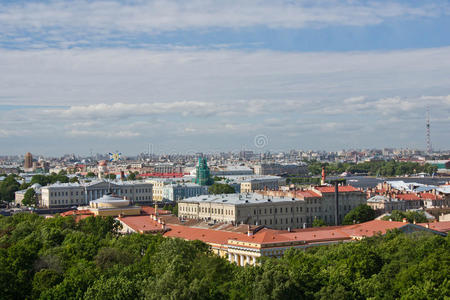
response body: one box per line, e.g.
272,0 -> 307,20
0,0 -> 449,155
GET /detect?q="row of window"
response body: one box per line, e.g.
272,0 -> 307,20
252,215 -> 338,226
252,206 -> 323,215
49,188 -> 152,198
181,203 -> 357,217
50,199 -> 82,205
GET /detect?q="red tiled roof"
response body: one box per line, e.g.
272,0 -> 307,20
137,173 -> 188,178
419,193 -> 442,200
60,209 -> 93,217
418,221 -> 450,233
296,190 -> 321,198
120,215 -> 446,249
163,224 -> 246,246
235,227 -> 348,245
315,185 -> 360,193
118,215 -> 166,233
164,220 -> 414,247
340,220 -> 407,237
396,194 -> 421,201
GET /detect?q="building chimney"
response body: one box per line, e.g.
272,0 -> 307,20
247,224 -> 253,236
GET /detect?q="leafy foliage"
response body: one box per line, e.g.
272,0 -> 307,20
342,204 -> 376,225
0,213 -> 448,299
307,160 -> 438,176
208,183 -> 236,194
0,174 -> 20,202
312,218 -> 327,227
30,173 -> 70,186
22,188 -> 37,206
381,210 -> 428,223
163,203 -> 178,216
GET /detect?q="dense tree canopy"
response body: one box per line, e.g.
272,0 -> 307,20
307,160 -> 438,176
312,218 -> 327,227
0,213 -> 448,299
342,204 -> 377,225
0,174 -> 20,202
22,188 -> 37,206
30,173 -> 70,186
162,204 -> 178,216
105,174 -> 117,180
208,183 -> 236,194
381,210 -> 428,223
127,172 -> 137,181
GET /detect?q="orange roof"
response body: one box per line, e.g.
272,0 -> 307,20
164,220 -> 414,247
164,224 -> 246,246
235,227 -> 348,245
118,215 -> 166,233
296,190 -> 321,198
396,194 -> 421,201
419,193 -> 442,200
120,216 -> 446,249
340,220 -> 407,237
60,209 -> 94,217
315,185 -> 360,193
418,221 -> 450,233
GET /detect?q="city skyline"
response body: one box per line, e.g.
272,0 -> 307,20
1,0 -> 450,155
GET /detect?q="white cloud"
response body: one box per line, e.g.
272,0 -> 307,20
68,129 -> 141,138
0,45 -> 449,153
0,0 -> 446,42
1,47 -> 450,108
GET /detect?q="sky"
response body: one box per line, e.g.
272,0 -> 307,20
1,0 -> 450,156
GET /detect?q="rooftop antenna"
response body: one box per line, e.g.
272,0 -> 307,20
426,105 -> 432,154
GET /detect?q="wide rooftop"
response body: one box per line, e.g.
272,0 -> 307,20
180,193 -> 302,205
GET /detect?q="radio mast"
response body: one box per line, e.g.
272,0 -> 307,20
426,105 -> 432,154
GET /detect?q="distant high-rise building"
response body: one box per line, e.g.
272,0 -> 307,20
24,152 -> 33,170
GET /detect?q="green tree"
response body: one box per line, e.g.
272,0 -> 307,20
0,174 -> 20,202
208,183 -> 235,194
312,218 -> 327,227
32,269 -> 63,299
86,172 -> 96,178
381,210 -> 428,223
343,204 -> 376,225
69,177 -> 79,183
22,188 -> 37,206
127,172 -> 136,181
105,174 -> 117,180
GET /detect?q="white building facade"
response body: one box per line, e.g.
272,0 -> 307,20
40,180 -> 153,208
